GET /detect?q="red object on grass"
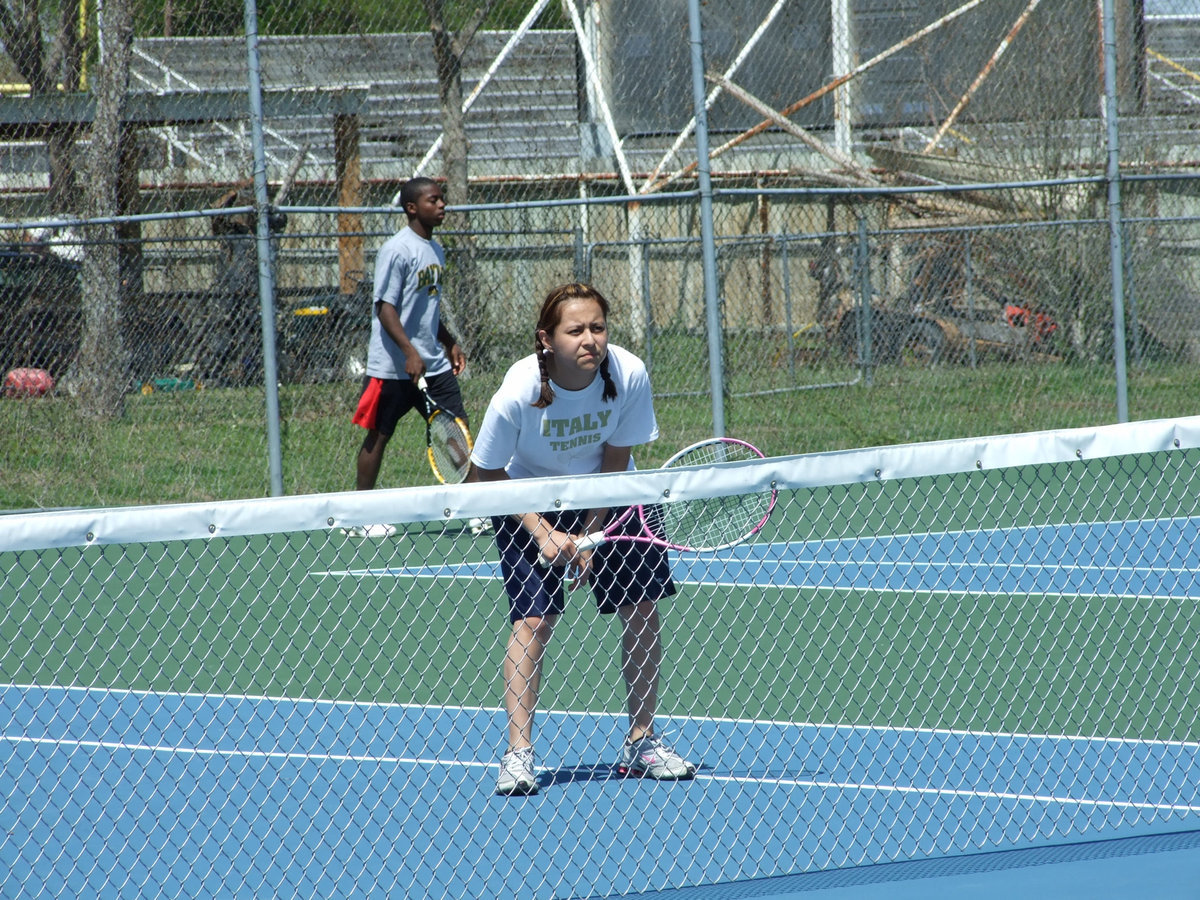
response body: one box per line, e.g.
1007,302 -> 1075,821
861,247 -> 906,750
2,367 -> 55,397
1004,304 -> 1058,342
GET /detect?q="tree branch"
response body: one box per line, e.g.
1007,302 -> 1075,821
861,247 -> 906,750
452,0 -> 500,57
0,0 -> 50,89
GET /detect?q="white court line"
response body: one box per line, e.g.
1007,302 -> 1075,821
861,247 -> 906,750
4,733 -> 1198,816
5,682 -> 1197,750
2,732 -> 465,767
311,512 -> 1200,602
318,559 -> 1200,578
784,513 -> 1200,544
768,558 -> 1198,575
316,562 -> 1200,604
6,685 -> 1199,815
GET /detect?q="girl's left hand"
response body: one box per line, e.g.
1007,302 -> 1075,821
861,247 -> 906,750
567,547 -> 594,591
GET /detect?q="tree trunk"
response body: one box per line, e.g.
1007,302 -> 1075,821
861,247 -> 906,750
423,1 -> 497,368
76,0 -> 135,421
0,0 -> 85,212
46,0 -> 85,212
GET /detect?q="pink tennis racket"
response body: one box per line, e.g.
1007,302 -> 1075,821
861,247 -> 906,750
563,437 -> 777,556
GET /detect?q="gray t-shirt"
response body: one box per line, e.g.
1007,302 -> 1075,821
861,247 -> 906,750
366,226 -> 450,380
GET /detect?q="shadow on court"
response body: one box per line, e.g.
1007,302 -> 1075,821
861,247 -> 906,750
539,761 -> 826,788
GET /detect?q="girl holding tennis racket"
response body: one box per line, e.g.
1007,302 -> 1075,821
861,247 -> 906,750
468,282 -> 697,796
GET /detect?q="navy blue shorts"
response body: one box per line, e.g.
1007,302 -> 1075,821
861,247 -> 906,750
494,507 -> 676,623
352,371 -> 466,436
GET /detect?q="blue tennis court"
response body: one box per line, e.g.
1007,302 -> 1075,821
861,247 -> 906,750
4,510 -> 1199,898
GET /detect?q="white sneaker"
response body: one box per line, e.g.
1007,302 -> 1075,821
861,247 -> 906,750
341,524 -> 398,539
468,517 -> 494,536
617,733 -> 696,780
495,746 -> 538,796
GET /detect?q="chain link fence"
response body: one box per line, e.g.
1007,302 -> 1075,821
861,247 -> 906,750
2,417 -> 1199,896
0,1 -> 1198,508
3,4 -> 1200,896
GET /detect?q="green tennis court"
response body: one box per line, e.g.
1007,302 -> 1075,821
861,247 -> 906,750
8,453 -> 1199,740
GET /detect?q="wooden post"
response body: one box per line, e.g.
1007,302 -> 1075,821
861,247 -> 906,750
334,112 -> 363,294
117,122 -> 143,299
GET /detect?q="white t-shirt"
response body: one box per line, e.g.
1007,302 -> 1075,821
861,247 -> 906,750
367,226 -> 449,380
470,344 -> 659,479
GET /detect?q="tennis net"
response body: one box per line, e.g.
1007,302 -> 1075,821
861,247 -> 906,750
2,417 -> 1199,898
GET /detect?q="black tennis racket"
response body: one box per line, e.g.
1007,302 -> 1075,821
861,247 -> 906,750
416,376 -> 473,484
547,437 -> 776,559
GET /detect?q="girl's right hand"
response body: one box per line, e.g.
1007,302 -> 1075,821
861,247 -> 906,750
540,532 -> 595,591
539,530 -> 578,568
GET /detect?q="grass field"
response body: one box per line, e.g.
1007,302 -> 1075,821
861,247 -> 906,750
1,359 -> 1198,510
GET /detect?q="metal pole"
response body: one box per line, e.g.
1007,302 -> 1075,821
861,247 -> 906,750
780,238 -> 795,380
1101,0 -> 1129,422
855,214 -> 873,387
243,0 -> 284,495
687,0 -> 726,437
831,0 -> 852,158
641,237 -> 653,371
965,235 -> 977,369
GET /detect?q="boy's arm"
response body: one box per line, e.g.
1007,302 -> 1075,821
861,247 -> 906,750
437,322 -> 466,375
377,301 -> 425,379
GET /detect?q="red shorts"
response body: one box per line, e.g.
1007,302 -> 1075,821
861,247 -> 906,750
352,377 -> 386,430
353,374 -> 465,435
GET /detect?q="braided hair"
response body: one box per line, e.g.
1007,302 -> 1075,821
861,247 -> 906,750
532,282 -> 618,409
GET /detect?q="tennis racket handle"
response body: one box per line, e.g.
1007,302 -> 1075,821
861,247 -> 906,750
416,375 -> 429,390
573,532 -> 606,552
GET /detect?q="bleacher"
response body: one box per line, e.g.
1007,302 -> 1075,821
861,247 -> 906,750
112,14 -> 1200,187
129,31 -> 581,183
1144,13 -> 1200,117
2,15 -> 1198,193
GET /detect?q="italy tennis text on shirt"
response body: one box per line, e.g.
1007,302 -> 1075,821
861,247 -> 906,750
542,410 -> 613,438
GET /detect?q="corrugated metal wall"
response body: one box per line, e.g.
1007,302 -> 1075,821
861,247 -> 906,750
600,0 -> 1146,134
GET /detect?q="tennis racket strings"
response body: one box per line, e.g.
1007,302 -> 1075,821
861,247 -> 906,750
654,436 -> 777,551
657,489 -> 775,552
664,437 -> 763,468
428,412 -> 472,483
417,376 -> 473,484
